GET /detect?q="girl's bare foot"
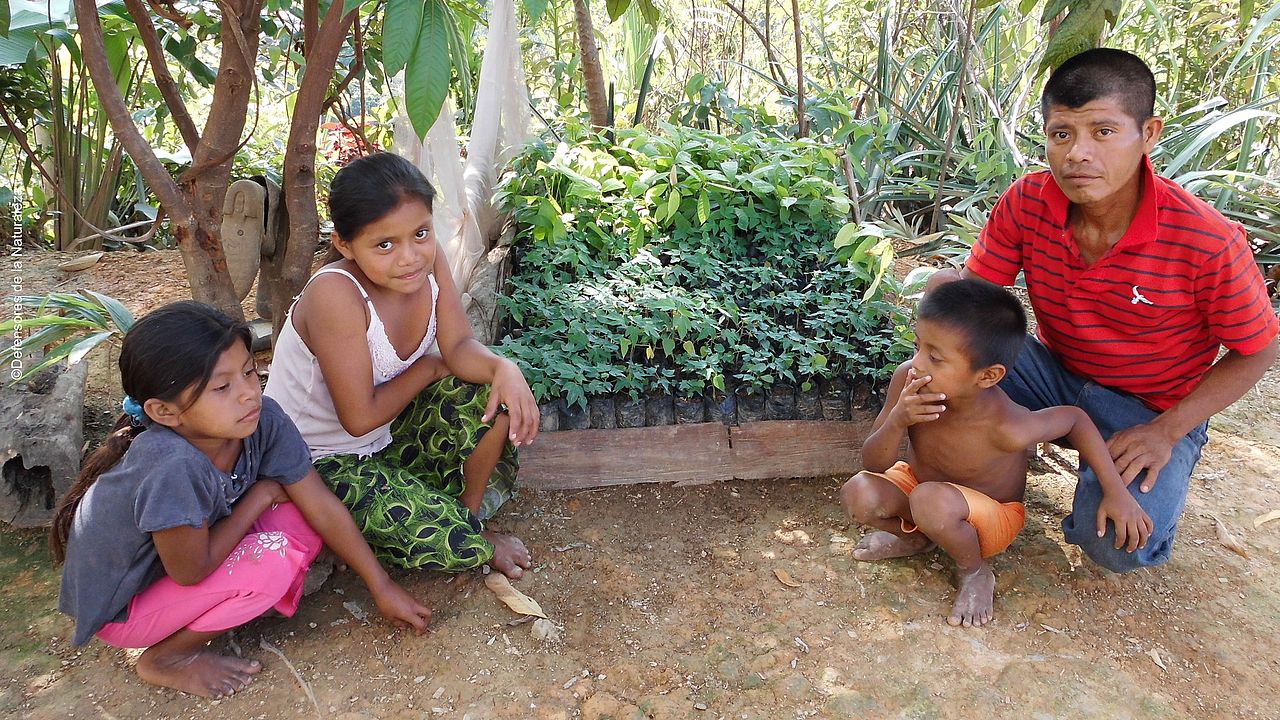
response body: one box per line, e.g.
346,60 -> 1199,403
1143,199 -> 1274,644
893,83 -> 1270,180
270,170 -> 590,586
852,531 -> 935,561
482,530 -> 532,579
947,563 -> 996,628
136,646 -> 261,698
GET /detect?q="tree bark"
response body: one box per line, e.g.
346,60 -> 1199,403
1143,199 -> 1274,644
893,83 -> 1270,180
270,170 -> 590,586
266,0 -> 360,337
122,0 -> 201,152
572,0 -> 609,129
74,0 -> 254,318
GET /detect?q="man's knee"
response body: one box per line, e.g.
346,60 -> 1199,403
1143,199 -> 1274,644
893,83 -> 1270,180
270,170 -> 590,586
1064,517 -> 1175,573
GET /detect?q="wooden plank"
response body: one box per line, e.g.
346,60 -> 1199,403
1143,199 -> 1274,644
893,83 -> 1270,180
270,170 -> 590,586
518,423 -> 732,490
728,416 -> 876,480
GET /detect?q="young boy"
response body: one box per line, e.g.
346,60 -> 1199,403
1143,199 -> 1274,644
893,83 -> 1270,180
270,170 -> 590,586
840,279 -> 1152,627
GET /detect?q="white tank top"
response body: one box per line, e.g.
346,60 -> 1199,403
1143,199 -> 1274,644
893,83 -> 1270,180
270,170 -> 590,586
264,267 -> 439,459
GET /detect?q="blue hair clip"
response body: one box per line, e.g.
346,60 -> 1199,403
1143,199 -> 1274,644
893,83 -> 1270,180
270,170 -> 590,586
122,395 -> 147,426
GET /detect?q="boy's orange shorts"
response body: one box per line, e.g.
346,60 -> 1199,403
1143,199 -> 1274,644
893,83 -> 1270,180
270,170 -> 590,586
866,461 -> 1026,558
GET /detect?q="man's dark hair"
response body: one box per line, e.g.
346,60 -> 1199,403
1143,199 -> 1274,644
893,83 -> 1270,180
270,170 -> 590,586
918,279 -> 1027,370
1041,48 -> 1156,126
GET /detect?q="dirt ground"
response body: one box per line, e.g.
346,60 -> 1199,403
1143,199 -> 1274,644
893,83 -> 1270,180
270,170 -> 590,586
3,248 -> 1280,719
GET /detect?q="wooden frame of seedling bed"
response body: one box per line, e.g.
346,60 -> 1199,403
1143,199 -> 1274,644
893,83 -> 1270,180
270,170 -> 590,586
517,415 -> 878,489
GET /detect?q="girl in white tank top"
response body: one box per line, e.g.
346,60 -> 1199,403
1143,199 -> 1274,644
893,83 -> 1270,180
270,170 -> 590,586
264,152 -> 539,581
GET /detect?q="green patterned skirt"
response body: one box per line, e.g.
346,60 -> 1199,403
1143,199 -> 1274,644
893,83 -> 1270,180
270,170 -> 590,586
314,377 -> 518,570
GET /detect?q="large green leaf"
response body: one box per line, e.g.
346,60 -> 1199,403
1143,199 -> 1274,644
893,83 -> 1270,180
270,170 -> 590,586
523,0 -> 548,23
404,0 -> 451,140
382,0 -> 423,77
85,289 -> 136,332
606,0 -> 630,23
1,0 -> 11,38
1038,0 -> 1122,74
1162,109 -> 1279,177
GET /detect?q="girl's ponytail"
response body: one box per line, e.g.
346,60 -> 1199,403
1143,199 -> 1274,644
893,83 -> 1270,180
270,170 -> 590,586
50,415 -> 142,564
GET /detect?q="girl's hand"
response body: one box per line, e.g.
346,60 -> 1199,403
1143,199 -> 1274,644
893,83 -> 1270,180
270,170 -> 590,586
484,359 -> 539,447
371,579 -> 432,634
887,368 -> 947,429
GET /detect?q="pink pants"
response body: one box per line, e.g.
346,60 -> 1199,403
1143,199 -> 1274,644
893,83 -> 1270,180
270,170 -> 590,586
96,502 -> 323,648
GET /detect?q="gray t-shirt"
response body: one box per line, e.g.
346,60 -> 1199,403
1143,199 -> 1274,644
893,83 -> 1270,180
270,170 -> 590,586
58,396 -> 314,646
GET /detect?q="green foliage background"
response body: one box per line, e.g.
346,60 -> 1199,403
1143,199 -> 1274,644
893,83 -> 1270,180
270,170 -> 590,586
495,126 -> 912,407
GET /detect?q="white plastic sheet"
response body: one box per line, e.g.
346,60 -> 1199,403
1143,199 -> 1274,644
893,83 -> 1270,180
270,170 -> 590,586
393,0 -> 531,301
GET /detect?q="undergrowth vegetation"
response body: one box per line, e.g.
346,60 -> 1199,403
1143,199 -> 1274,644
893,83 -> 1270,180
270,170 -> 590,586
494,126 -> 913,411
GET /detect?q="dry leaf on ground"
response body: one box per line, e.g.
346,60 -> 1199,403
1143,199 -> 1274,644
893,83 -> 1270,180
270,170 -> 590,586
1211,515 -> 1250,558
1253,510 -> 1280,529
773,569 -> 803,588
1147,649 -> 1167,671
484,573 -> 548,618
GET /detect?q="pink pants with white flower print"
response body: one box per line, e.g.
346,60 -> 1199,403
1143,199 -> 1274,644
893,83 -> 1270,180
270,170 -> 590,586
96,502 -> 323,648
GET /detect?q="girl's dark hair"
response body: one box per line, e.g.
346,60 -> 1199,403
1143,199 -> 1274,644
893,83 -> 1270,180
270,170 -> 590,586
50,302 -> 251,563
323,152 -> 437,264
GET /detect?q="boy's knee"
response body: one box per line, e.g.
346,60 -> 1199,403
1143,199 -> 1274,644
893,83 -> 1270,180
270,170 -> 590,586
907,482 -> 966,530
840,473 -> 889,522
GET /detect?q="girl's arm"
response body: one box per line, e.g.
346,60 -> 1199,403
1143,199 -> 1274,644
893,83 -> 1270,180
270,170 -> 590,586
1013,406 -> 1153,551
151,480 -> 287,585
431,250 -> 540,446
298,273 -> 449,437
282,471 -> 432,633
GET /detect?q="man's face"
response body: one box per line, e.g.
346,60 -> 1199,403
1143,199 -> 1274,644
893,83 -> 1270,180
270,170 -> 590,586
1044,95 -> 1162,208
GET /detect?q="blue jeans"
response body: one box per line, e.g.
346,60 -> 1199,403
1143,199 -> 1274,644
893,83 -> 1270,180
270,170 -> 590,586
1001,337 -> 1208,572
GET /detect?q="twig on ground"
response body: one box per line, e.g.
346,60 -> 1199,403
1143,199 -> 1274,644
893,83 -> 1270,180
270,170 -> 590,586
259,637 -> 323,718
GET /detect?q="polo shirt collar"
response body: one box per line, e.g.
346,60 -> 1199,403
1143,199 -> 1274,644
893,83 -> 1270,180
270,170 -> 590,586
1042,155 -> 1160,249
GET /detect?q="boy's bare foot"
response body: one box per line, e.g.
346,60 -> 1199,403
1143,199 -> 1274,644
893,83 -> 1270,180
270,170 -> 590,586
947,563 -> 996,628
136,646 -> 261,698
483,530 -> 532,579
852,531 -> 935,561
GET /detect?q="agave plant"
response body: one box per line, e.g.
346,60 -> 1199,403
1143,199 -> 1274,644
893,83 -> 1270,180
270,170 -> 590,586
0,291 -> 135,384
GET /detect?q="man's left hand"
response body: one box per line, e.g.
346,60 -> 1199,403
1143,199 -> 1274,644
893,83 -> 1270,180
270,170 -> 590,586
1107,421 -> 1179,492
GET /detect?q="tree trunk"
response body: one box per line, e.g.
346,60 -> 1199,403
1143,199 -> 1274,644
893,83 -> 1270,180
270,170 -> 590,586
267,0 -> 360,338
572,0 -> 609,129
75,0 -> 260,319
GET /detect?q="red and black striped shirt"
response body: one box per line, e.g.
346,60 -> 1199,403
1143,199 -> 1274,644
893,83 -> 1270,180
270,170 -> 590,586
967,157 -> 1278,411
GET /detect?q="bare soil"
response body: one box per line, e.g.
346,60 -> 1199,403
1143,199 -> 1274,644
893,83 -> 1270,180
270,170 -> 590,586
3,248 -> 1280,719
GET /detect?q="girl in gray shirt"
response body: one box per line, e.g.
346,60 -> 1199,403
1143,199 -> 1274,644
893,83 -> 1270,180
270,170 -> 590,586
53,302 -> 432,699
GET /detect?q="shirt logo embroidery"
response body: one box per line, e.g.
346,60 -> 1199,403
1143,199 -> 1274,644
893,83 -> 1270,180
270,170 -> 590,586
1131,286 -> 1154,306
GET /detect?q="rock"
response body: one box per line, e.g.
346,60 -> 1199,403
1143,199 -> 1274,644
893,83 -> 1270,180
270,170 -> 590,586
0,361 -> 86,527
302,556 -> 334,596
531,618 -> 562,642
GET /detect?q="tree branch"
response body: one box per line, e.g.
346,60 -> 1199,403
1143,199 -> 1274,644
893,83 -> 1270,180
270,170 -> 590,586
145,0 -> 192,30
789,0 -> 806,138
322,18 -> 364,114
717,0 -> 787,89
122,0 -> 200,152
183,0 -> 261,185
71,0 -> 190,221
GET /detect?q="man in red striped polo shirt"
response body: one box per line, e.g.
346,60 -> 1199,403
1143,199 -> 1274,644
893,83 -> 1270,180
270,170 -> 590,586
949,48 -> 1278,572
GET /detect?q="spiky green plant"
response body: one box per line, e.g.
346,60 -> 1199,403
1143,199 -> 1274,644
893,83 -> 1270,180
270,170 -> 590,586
0,291 -> 134,384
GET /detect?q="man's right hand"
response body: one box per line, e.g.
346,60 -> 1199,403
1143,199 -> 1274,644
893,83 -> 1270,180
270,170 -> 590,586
888,368 -> 947,428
